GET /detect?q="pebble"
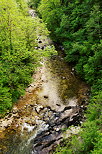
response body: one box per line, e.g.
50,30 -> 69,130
35,105 -> 44,113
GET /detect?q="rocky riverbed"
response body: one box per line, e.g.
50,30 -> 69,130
0,56 -> 89,154
0,9 -> 89,154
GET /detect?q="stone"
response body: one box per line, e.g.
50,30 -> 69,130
44,95 -> 48,99
30,84 -> 35,87
62,76 -> 66,79
72,68 -> 75,71
56,104 -> 61,106
54,127 -> 60,132
38,40 -> 42,43
35,105 -> 44,113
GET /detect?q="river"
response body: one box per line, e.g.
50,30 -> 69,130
0,10 -> 89,154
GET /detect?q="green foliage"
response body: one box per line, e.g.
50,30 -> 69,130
0,0 -> 52,116
15,0 -> 28,15
30,0 -> 102,153
0,85 -> 12,115
35,0 -> 102,88
28,0 -> 41,9
38,0 -> 63,39
43,45 -> 57,57
84,41 -> 102,85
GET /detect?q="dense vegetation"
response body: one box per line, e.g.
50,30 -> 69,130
28,0 -> 102,153
0,0 -> 54,116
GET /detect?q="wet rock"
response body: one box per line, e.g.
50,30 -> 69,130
60,57 -> 64,60
40,107 -> 48,113
30,104 -> 34,107
56,104 -> 61,106
38,40 -> 42,43
30,84 -> 35,87
62,106 -> 72,112
22,123 -> 36,132
32,128 -> 63,154
26,88 -> 32,93
62,76 -> 66,79
43,117 -> 50,122
46,106 -> 56,113
72,67 -> 75,72
54,127 -> 60,132
34,46 -> 38,49
40,46 -> 44,50
12,107 -> 18,113
44,95 -> 48,99
35,105 -> 44,113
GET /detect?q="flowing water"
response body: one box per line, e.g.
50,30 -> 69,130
0,10 -> 89,154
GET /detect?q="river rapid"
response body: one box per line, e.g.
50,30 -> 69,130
0,10 -> 89,154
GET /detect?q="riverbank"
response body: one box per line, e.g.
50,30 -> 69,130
0,9 -> 89,154
0,54 -> 89,153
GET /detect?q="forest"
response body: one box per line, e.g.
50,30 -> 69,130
0,0 -> 54,116
28,0 -> 102,153
0,0 -> 102,153
0,0 -> 40,116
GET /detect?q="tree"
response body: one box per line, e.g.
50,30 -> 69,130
0,0 -> 50,116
